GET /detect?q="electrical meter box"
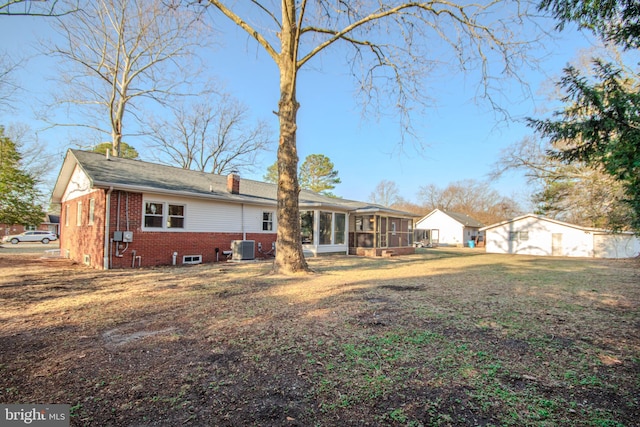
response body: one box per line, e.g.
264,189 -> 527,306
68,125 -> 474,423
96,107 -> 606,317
122,231 -> 134,242
113,231 -> 123,242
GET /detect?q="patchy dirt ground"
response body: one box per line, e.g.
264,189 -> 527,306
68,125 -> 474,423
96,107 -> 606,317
0,249 -> 638,426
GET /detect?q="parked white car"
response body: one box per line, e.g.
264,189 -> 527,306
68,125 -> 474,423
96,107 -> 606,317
2,231 -> 58,244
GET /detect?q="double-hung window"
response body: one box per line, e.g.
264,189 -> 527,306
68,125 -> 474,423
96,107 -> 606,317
167,205 -> 184,228
262,212 -> 274,231
88,199 -> 95,225
144,202 -> 185,229
76,202 -> 83,226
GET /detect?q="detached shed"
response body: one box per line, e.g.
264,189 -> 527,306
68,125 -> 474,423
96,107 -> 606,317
481,214 -> 640,259
415,209 -> 484,247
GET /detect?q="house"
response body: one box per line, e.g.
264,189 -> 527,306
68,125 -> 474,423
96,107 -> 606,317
51,149 -> 418,269
415,209 -> 485,247
0,214 -> 60,239
480,214 -> 640,258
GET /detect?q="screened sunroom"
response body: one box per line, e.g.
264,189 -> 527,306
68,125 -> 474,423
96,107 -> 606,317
348,210 -> 416,256
300,209 -> 349,256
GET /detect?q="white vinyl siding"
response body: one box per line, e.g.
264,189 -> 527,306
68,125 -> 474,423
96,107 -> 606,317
482,215 -> 626,257
62,166 -> 93,202
142,194 -> 277,233
416,210 -> 466,246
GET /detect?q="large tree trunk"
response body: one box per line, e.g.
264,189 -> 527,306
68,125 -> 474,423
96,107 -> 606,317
273,1 -> 309,274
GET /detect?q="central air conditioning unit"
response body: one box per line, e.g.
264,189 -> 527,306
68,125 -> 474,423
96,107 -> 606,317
231,240 -> 255,261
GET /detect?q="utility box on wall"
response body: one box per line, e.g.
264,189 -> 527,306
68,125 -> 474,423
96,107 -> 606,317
113,231 -> 133,242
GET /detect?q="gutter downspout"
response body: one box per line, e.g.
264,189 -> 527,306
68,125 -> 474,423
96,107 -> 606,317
241,204 -> 246,240
103,187 -> 113,269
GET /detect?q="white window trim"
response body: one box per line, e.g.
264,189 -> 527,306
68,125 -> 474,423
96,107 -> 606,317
318,211 -> 347,246
88,198 -> 95,225
262,211 -> 274,231
142,201 -> 186,231
76,201 -> 82,226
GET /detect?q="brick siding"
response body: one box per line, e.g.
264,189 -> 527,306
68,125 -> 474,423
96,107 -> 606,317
61,190 -> 277,269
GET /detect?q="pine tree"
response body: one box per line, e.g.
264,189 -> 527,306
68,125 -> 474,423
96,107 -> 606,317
299,154 -> 341,196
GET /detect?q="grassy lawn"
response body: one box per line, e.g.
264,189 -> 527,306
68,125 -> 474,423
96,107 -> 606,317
0,249 -> 638,426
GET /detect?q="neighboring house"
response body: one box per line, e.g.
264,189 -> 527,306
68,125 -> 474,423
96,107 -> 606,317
0,214 -> 60,239
51,150 -> 418,269
481,214 -> 640,258
415,209 -> 485,247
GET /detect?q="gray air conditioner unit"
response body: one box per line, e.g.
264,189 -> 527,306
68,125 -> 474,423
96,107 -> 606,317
231,240 -> 255,261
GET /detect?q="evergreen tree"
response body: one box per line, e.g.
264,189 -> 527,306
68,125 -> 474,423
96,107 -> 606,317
531,0 -> 640,231
299,154 -> 341,196
264,154 -> 341,196
92,142 -> 139,159
263,161 -> 278,184
0,127 -> 45,226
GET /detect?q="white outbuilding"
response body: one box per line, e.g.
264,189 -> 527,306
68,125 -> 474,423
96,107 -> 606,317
480,214 -> 640,258
415,209 -> 485,247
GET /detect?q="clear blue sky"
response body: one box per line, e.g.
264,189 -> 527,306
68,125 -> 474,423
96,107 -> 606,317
0,7 -> 597,208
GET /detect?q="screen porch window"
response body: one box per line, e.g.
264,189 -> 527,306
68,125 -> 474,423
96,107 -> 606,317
319,211 -> 333,245
335,213 -> 346,244
300,211 -> 314,244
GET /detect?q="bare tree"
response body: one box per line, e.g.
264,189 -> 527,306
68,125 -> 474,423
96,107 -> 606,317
0,53 -> 21,112
417,179 -> 521,225
147,91 -> 273,174
369,180 -> 401,207
43,0 -> 209,156
0,0 -> 78,16
492,135 -> 632,229
206,0 -> 543,273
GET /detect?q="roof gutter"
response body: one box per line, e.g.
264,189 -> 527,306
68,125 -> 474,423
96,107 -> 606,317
91,181 -> 277,207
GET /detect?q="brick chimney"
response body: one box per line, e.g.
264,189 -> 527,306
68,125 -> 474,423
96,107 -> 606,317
227,172 -> 240,194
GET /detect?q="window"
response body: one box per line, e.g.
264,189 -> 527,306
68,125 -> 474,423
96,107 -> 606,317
319,211 -> 332,245
88,199 -> 95,225
167,204 -> 184,228
509,231 -> 529,241
262,211 -> 274,231
300,211 -> 314,244
335,213 -> 346,245
144,202 -> 185,229
145,202 -> 164,228
77,202 -> 82,226
391,221 -> 397,236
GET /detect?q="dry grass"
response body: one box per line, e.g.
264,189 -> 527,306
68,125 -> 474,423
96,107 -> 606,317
0,248 -> 638,426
